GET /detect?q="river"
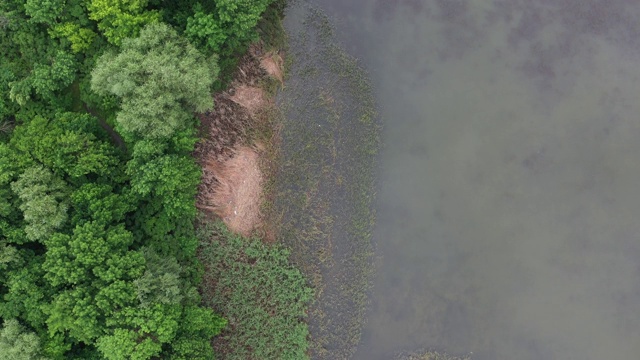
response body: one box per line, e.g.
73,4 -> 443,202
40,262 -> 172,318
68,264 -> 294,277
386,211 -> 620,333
305,1 -> 640,359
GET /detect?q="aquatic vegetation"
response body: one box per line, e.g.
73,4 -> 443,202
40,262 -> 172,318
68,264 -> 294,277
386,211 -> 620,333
268,3 -> 380,359
395,349 -> 472,360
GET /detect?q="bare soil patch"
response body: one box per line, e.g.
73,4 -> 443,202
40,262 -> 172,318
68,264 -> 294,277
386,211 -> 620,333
229,85 -> 268,117
196,42 -> 284,238
199,146 -> 263,237
260,52 -> 285,84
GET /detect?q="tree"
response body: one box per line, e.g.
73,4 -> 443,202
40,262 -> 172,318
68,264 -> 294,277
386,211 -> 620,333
11,166 -> 68,242
127,150 -> 201,219
69,183 -> 134,227
98,303 -> 181,360
45,286 -> 103,343
215,0 -> 272,53
31,50 -> 76,100
185,3 -> 226,54
95,328 -> 161,360
24,0 -> 65,25
91,22 -> 217,139
49,23 -> 98,53
167,305 -> 226,360
0,258 -> 49,329
87,0 -> 160,46
0,142 -> 31,245
10,113 -> 119,180
133,248 -> 184,307
0,319 -> 50,360
43,222 -> 144,287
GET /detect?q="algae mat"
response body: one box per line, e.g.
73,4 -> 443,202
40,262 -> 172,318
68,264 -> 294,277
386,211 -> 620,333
271,3 -> 379,359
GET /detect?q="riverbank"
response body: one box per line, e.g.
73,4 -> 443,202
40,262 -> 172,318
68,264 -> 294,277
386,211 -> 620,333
195,41 -> 283,238
194,5 -> 314,358
196,2 -> 381,359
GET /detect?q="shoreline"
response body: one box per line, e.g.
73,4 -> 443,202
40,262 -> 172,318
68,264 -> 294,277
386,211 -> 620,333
196,3 -> 381,359
269,4 -> 380,359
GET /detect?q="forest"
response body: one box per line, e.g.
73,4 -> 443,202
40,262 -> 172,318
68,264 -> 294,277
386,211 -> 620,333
0,0 -> 311,359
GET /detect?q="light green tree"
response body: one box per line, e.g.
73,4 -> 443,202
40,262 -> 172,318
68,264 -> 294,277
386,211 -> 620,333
87,0 -> 160,46
0,319 -> 50,360
49,23 -> 98,53
11,166 -> 68,242
91,22 -> 217,139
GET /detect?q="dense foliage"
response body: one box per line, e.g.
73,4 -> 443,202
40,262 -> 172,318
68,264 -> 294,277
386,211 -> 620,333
91,22 -> 217,139
199,221 -> 313,360
0,0 -> 284,359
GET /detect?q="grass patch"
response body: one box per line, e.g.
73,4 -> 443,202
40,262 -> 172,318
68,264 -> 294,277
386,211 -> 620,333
198,220 -> 313,360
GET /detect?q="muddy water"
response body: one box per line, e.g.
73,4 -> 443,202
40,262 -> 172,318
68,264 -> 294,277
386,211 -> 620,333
304,1 -> 640,359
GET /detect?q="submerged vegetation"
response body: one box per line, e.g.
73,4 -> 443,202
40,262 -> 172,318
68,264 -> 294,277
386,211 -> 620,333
270,4 -> 380,359
395,350 -> 472,360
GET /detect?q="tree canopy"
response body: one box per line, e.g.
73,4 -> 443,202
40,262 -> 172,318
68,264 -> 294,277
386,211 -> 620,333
0,0 -> 292,359
91,22 -> 217,139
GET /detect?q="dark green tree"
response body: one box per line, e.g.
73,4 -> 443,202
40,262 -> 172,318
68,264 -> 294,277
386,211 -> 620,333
185,3 -> 226,54
24,0 -> 65,25
215,0 -> 273,52
9,113 -> 119,180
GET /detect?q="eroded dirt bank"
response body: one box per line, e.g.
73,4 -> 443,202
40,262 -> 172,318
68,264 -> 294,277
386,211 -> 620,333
195,44 -> 283,238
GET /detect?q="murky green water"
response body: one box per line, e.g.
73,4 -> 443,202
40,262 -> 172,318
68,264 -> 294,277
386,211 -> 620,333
306,1 -> 640,359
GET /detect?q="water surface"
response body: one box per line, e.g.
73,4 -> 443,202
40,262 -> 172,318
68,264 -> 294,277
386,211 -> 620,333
308,1 -> 640,359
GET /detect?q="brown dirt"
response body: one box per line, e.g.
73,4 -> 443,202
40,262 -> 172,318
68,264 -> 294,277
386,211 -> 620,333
229,85 -> 268,117
260,52 -> 284,84
195,41 -> 285,239
198,146 -> 263,237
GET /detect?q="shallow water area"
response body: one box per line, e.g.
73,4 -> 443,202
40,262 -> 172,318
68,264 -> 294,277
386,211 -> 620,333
275,3 -> 379,359
305,1 -> 640,359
